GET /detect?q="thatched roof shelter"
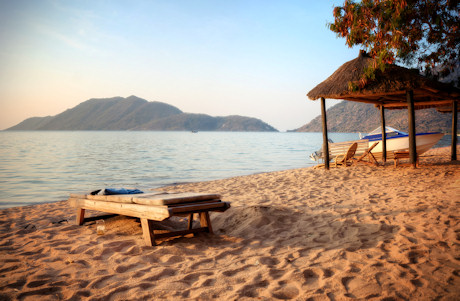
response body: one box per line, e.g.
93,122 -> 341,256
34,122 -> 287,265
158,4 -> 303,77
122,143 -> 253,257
308,51 -> 460,111
307,51 -> 459,169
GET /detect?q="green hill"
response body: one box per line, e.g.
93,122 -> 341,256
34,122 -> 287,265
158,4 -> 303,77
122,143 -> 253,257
294,101 -> 457,133
6,96 -> 277,132
134,113 -> 276,131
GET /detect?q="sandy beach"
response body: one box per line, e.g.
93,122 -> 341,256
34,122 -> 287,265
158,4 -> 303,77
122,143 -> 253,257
0,146 -> 459,300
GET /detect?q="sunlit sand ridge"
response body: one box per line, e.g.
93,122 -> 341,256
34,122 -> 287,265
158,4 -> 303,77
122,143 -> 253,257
0,146 -> 459,300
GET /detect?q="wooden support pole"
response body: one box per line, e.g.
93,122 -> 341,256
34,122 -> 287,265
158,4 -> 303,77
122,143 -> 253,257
380,106 -> 387,162
406,90 -> 417,167
200,212 -> 213,234
141,218 -> 155,246
321,97 -> 330,170
452,100 -> 458,161
187,213 -> 194,230
76,208 -> 85,225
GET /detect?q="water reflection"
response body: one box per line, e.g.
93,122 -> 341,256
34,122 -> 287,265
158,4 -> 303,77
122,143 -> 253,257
0,131 -> 450,208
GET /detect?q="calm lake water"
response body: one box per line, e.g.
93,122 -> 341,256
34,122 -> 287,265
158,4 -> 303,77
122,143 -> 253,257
0,131 -> 452,208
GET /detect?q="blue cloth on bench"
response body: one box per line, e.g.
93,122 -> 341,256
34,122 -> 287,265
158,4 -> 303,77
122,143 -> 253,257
103,188 -> 143,195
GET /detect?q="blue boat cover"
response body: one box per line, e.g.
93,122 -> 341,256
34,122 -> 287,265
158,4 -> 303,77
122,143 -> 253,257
103,188 -> 144,195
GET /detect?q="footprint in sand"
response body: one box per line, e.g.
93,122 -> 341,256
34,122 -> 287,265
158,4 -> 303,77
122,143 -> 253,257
258,256 -> 280,266
341,276 -> 354,292
407,250 -> 424,264
196,277 -> 215,287
17,287 -> 62,300
347,264 -> 361,273
26,280 -> 49,288
268,268 -> 284,280
115,263 -> 142,273
271,285 -> 300,299
222,266 -> 250,277
302,269 -> 320,285
322,268 -> 334,278
143,267 -> 177,281
404,225 -> 415,233
0,264 -> 21,274
48,240 -> 74,247
69,290 -> 91,299
105,285 -> 131,299
70,243 -> 95,255
161,254 -> 184,264
4,278 -> 27,290
90,275 -> 116,289
102,240 -> 136,252
138,282 -> 155,290
122,245 -> 142,256
410,278 -> 425,287
237,279 -> 270,298
182,271 -> 214,285
132,267 -> 152,278
190,258 -> 214,269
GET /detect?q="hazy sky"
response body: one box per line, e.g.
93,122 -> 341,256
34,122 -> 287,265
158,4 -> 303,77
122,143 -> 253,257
0,0 -> 359,131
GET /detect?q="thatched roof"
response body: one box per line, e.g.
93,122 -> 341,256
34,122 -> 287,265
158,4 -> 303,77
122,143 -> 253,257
307,51 -> 460,111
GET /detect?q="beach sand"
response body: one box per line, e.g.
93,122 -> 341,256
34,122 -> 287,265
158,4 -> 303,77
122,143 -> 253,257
0,146 -> 459,300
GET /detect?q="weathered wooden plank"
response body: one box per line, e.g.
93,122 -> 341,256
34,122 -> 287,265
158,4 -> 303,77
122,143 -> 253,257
169,202 -> 230,214
69,198 -> 171,221
86,194 -> 134,203
153,227 -> 209,239
71,192 -> 222,205
166,199 -> 222,207
70,192 -> 168,203
132,192 -> 221,206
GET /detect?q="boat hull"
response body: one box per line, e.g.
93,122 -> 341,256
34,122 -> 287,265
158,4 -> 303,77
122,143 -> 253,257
368,133 -> 444,157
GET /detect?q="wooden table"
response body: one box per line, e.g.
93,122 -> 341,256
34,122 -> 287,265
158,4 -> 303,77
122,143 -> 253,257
68,192 -> 230,246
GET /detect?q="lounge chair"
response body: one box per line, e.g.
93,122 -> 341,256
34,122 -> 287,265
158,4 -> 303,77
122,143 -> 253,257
352,142 -> 379,166
333,142 -> 358,167
314,139 -> 369,169
68,192 -> 230,246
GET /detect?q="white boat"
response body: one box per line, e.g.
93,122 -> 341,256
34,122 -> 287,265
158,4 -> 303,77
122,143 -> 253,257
360,127 -> 444,156
310,127 -> 444,161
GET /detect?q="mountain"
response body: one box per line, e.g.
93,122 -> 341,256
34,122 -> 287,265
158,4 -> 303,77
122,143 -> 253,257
294,100 -> 457,133
6,96 -> 278,132
133,113 -> 276,131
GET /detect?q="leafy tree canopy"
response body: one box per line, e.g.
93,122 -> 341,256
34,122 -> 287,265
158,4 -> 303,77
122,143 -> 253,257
329,0 -> 459,81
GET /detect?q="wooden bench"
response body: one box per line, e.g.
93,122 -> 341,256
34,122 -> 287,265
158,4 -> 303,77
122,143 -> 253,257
68,192 -> 230,246
393,151 -> 419,167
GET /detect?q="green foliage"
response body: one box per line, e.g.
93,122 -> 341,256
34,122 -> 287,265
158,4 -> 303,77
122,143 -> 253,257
329,0 -> 459,83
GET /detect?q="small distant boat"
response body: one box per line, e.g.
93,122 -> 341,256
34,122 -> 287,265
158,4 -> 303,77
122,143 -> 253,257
191,130 -> 198,133
309,127 -> 444,161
